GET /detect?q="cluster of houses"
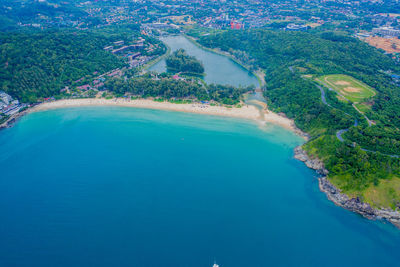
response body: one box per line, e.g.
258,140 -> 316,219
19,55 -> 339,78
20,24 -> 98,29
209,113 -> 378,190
68,36 -> 161,96
68,68 -> 124,95
103,37 -> 158,68
104,39 -> 145,55
0,91 -> 26,118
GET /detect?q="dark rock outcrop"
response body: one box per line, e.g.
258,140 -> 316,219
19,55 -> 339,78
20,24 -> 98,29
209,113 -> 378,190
294,146 -> 400,228
0,109 -> 30,130
294,146 -> 328,175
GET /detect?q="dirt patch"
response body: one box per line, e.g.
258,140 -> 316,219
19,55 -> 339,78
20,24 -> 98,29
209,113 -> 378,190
343,87 -> 361,93
335,81 -> 351,86
365,36 -> 400,54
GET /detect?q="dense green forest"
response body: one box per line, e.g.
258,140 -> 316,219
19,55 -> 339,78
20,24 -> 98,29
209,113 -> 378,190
165,49 -> 205,75
0,25 -> 162,103
0,0 -> 103,31
198,29 -> 400,206
104,76 -> 252,105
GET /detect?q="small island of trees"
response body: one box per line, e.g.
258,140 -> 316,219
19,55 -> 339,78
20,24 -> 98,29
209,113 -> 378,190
165,49 -> 205,76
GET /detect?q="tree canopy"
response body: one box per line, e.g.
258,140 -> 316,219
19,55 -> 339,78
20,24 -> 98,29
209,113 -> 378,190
166,49 -> 205,75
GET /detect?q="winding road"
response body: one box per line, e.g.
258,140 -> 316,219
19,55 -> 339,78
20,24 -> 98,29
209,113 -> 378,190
313,75 -> 399,158
315,78 -> 374,126
290,66 -> 399,157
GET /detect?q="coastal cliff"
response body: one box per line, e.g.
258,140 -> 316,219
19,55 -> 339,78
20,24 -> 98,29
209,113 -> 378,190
294,146 -> 400,228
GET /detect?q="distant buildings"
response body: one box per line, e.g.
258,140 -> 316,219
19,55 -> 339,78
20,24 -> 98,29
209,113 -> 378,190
0,91 -> 25,116
285,24 -> 309,31
0,91 -> 12,105
372,27 -> 400,37
230,21 -> 244,29
113,40 -> 124,46
142,23 -> 179,31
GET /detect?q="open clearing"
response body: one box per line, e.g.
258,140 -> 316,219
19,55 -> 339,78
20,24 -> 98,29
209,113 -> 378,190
365,36 -> 400,54
355,102 -> 372,113
363,177 -> 400,209
316,74 -> 376,103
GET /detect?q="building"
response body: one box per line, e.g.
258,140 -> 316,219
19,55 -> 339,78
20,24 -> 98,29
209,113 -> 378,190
128,52 -> 141,61
372,27 -> 400,37
0,91 -> 12,105
112,44 -> 142,54
285,24 -> 309,31
113,40 -> 124,46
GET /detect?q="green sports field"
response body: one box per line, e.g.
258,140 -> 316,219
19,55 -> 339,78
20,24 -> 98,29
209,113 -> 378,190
316,74 -> 376,103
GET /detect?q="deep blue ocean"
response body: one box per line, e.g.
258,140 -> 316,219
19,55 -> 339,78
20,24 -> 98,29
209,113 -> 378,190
0,107 -> 400,267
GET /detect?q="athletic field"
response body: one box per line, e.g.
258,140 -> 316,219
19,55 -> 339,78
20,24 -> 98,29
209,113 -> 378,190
316,74 -> 376,103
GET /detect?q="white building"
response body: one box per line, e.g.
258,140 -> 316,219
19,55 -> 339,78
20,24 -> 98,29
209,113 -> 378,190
372,27 -> 400,37
0,91 -> 12,105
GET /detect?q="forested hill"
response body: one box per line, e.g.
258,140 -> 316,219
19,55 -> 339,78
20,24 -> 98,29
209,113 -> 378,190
199,30 -> 398,74
0,26 -> 148,102
198,30 -> 400,140
198,29 -> 400,208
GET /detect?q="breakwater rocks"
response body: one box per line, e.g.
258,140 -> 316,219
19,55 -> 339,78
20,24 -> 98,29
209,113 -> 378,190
294,146 -> 400,228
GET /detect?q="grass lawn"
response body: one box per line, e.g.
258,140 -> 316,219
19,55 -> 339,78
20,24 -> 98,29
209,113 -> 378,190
363,177 -> 400,210
316,74 -> 376,103
354,102 -> 372,113
329,175 -> 400,210
301,74 -> 313,79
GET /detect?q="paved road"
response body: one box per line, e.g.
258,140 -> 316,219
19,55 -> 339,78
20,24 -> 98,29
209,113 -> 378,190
352,103 -> 373,127
315,81 -> 399,157
336,129 -> 348,142
316,77 -> 374,125
289,66 -> 398,157
316,84 -> 330,106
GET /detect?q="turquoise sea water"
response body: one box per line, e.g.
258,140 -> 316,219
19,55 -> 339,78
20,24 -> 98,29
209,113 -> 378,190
0,107 -> 400,266
148,35 -> 259,87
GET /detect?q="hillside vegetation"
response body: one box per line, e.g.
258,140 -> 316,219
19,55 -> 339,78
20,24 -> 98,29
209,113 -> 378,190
105,75 -> 252,105
0,25 -> 156,102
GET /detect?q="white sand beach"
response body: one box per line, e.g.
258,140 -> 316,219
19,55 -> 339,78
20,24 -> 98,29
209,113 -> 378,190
32,98 -> 303,136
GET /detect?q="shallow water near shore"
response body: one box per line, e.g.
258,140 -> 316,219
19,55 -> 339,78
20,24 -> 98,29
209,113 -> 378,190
1,107 -> 400,266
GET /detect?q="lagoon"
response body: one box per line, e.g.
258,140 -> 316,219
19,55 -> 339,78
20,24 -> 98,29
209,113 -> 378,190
148,35 -> 259,87
0,107 -> 400,266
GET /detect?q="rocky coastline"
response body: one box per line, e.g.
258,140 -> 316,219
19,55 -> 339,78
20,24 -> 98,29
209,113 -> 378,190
0,108 -> 31,130
294,146 -> 400,228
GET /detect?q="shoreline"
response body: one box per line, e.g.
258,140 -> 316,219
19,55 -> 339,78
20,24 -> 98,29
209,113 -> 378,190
0,108 -> 32,130
6,97 -> 398,228
294,146 -> 400,229
27,98 -> 304,136
140,43 -> 171,73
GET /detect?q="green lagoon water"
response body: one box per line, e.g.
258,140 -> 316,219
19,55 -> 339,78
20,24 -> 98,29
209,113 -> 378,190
148,35 -> 259,87
0,107 -> 400,266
